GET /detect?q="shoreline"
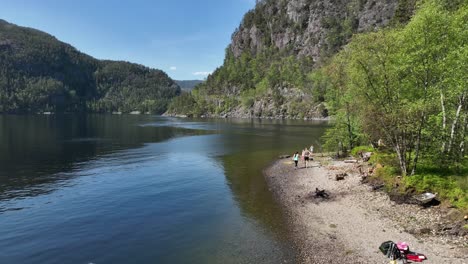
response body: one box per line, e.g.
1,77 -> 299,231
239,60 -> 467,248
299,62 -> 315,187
163,113 -> 331,121
264,156 -> 467,264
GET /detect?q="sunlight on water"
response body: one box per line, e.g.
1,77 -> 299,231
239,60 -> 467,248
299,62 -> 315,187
0,115 -> 328,263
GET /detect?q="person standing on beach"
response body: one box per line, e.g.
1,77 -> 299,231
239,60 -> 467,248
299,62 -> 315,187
293,152 -> 299,169
310,145 -> 314,153
304,149 -> 310,168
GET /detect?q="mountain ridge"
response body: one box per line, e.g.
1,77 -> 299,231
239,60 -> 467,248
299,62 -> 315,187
167,0 -> 415,119
0,19 -> 180,114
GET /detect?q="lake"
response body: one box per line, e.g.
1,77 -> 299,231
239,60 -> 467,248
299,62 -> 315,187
0,115 -> 328,263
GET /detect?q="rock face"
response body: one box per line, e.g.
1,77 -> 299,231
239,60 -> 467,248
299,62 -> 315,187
231,0 -> 399,62
173,0 -> 407,119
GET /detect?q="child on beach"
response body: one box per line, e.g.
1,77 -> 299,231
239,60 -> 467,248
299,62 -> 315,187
293,152 -> 299,169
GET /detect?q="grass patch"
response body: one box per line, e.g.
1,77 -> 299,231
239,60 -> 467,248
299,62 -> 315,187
368,152 -> 399,168
374,166 -> 399,184
404,174 -> 468,209
363,152 -> 467,210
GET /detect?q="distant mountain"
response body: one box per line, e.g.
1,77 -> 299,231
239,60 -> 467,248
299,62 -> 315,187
175,80 -> 204,91
0,19 -> 180,114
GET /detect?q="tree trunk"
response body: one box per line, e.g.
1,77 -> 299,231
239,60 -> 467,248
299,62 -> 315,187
346,104 -> 354,150
460,114 -> 467,158
411,113 -> 426,175
394,137 -> 407,176
448,93 -> 465,153
440,90 -> 447,153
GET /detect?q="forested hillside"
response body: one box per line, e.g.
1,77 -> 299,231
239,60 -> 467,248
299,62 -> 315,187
0,19 -> 180,114
168,0 -> 411,118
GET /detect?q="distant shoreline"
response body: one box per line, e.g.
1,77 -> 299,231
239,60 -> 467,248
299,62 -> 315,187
263,156 -> 467,264
163,112 -> 331,121
1,112 -> 330,122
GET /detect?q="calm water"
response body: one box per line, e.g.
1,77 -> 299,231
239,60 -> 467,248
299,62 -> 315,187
0,115 -> 328,264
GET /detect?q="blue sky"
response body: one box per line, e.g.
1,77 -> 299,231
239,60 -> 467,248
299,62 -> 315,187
0,0 -> 255,80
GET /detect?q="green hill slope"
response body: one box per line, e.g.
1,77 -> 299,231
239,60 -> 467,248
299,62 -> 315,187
0,19 -> 180,114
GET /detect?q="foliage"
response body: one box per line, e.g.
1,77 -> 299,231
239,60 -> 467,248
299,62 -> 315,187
167,92 -> 198,116
392,0 -> 418,24
170,46 -> 316,117
0,20 -> 180,114
318,1 -> 467,208
91,61 -> 179,113
321,0 -> 467,176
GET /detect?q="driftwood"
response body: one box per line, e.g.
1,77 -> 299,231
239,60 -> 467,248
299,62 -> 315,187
344,159 -> 358,163
279,155 -> 291,159
315,188 -> 329,198
335,172 -> 348,181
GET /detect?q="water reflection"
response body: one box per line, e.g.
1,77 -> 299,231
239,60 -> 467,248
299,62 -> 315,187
218,119 -> 328,242
0,115 -> 328,263
0,115 -> 210,201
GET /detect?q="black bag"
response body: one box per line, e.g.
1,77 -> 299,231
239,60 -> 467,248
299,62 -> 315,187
379,241 -> 393,255
379,241 -> 401,260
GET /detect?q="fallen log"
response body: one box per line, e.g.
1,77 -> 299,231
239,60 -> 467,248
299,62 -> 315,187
344,159 -> 358,163
278,154 -> 291,159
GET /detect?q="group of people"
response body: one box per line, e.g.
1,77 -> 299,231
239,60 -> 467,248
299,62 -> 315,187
292,145 -> 314,169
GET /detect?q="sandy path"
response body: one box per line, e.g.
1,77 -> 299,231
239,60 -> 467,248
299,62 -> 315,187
264,158 -> 467,264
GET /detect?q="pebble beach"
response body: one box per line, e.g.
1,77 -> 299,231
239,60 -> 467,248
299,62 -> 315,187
264,156 -> 468,264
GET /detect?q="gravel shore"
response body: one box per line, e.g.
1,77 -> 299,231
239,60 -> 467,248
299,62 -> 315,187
264,156 -> 467,264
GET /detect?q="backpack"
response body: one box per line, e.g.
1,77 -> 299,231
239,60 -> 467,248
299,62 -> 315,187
379,241 -> 402,260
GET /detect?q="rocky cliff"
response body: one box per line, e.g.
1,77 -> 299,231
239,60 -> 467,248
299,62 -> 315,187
231,0 -> 399,62
169,0 -> 414,119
